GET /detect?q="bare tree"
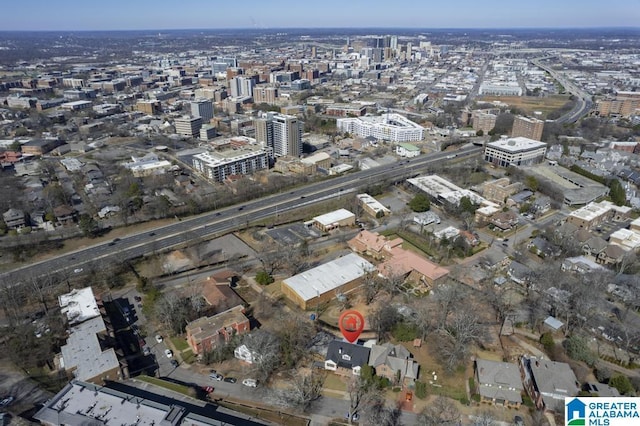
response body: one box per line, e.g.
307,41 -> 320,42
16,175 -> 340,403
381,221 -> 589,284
369,302 -> 400,342
279,369 -> 326,412
25,272 -> 55,314
437,310 -> 484,371
362,395 -> 402,426
242,330 -> 281,382
0,280 -> 27,325
432,282 -> 461,328
273,312 -> 315,367
256,243 -> 288,276
471,411 -> 497,426
347,374 -> 382,425
417,396 -> 461,425
362,271 -> 383,305
381,269 -> 406,296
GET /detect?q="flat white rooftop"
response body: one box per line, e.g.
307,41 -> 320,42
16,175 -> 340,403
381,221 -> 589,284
59,287 -> 101,325
486,137 -> 547,153
313,208 -> 355,226
61,316 -> 120,382
283,253 -> 374,301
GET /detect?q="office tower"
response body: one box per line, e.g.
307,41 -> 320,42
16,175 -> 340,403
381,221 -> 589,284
190,99 -> 213,122
390,35 -> 398,50
406,42 -> 413,60
229,76 -> 255,98
174,116 -> 203,138
253,113 -> 302,158
512,116 -> 544,141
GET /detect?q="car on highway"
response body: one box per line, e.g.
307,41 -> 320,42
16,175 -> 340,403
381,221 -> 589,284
155,334 -> 163,343
73,268 -> 83,273
170,360 -> 179,368
149,232 -> 156,236
209,373 -> 223,381
242,379 -> 257,387
164,349 -> 173,358
223,377 -> 237,384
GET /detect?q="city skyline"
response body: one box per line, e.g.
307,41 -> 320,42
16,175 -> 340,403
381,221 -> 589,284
1,0 -> 639,32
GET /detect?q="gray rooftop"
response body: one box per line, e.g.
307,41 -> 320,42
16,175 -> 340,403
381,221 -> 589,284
60,316 -> 120,382
476,359 -> 523,404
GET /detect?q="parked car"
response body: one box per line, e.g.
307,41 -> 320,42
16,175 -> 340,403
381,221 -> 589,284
164,349 -> 173,358
242,379 -> 257,388
209,373 -> 223,381
170,360 -> 179,368
155,334 -> 163,343
0,396 -> 14,407
223,377 -> 237,384
143,347 -> 151,356
134,296 -> 142,302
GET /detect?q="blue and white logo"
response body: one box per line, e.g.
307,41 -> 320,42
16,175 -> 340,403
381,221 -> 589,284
565,397 -> 640,426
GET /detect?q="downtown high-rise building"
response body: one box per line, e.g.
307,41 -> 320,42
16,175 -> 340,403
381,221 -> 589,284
254,112 -> 302,158
190,98 -> 213,122
229,76 -> 255,98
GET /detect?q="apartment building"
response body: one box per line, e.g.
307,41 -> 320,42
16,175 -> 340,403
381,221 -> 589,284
337,113 -> 424,142
511,116 -> 544,141
192,143 -> 269,182
253,112 -> 302,158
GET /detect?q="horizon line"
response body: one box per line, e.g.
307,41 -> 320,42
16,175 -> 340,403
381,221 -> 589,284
1,25 -> 640,33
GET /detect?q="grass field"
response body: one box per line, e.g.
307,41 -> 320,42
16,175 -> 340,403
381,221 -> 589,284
478,95 -> 572,118
136,375 -> 193,396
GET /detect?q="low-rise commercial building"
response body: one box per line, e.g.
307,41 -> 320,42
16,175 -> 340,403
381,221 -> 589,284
311,208 -> 356,232
484,137 -> 547,167
281,253 -> 374,310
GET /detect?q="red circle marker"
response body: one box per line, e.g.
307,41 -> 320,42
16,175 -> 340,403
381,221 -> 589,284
338,310 -> 365,343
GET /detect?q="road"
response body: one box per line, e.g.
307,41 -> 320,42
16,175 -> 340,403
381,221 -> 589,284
530,57 -> 593,124
0,146 -> 482,286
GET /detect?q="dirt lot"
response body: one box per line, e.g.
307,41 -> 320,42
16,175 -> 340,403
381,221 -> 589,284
478,94 -> 572,118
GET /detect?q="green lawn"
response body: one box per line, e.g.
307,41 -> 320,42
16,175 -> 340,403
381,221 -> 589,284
170,336 -> 189,351
182,349 -> 196,364
136,375 -> 193,396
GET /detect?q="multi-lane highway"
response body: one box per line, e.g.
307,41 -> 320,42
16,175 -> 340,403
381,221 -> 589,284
531,57 -> 593,124
0,146 -> 482,285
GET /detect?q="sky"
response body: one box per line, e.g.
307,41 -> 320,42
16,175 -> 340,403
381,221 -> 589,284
2,0 -> 639,31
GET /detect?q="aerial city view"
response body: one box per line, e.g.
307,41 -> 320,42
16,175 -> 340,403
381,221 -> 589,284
0,1 -> 639,425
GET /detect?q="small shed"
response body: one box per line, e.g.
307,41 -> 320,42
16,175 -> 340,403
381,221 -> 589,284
544,316 -> 564,332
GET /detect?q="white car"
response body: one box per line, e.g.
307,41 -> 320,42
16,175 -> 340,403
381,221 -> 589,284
242,379 -> 257,388
164,349 -> 173,358
155,334 -> 163,343
73,268 -> 83,274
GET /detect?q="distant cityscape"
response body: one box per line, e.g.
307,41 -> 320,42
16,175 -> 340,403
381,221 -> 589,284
0,26 -> 639,426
